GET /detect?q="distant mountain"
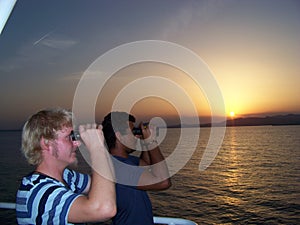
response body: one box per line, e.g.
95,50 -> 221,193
221,114 -> 300,127
168,114 -> 300,128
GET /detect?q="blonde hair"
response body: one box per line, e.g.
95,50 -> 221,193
22,108 -> 73,165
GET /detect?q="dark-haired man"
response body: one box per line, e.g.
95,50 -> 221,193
102,111 -> 171,225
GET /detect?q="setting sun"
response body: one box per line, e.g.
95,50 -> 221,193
230,111 -> 235,117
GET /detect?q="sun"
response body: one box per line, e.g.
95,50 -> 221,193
230,111 -> 235,117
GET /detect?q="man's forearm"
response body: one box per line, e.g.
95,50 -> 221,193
89,147 -> 116,213
147,144 -> 170,181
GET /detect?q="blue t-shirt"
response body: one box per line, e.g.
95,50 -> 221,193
112,155 -> 154,225
16,168 -> 90,225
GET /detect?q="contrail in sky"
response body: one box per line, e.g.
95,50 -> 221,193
33,30 -> 54,46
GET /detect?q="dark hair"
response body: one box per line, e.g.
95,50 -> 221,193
102,112 -> 136,151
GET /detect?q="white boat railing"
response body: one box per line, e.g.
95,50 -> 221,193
0,201 -> 197,225
153,216 -> 197,225
0,202 -> 16,209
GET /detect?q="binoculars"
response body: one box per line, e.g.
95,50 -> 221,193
132,122 -> 159,136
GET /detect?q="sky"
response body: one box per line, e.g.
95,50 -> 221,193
0,0 -> 299,129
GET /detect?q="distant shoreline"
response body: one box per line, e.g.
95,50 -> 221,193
1,114 -> 300,131
223,113 -> 300,127
168,114 -> 300,128
0,129 -> 22,132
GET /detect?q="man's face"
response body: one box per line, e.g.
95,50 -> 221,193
50,126 -> 80,167
119,121 -> 138,152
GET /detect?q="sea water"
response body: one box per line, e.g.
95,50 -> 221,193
0,126 -> 299,224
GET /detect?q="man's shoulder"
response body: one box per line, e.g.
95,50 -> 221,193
16,171 -> 81,225
113,155 -> 140,165
18,172 -> 60,192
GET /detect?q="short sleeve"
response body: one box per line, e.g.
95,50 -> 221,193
63,168 -> 90,193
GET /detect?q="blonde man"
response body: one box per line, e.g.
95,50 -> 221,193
16,108 -> 116,225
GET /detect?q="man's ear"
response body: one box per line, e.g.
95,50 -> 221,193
40,137 -> 50,150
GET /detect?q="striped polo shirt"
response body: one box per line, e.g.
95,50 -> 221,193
16,168 -> 90,225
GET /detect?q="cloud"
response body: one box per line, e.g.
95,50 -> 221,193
0,33 -> 80,73
35,35 -> 78,49
159,0 -> 233,39
59,72 -> 84,81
